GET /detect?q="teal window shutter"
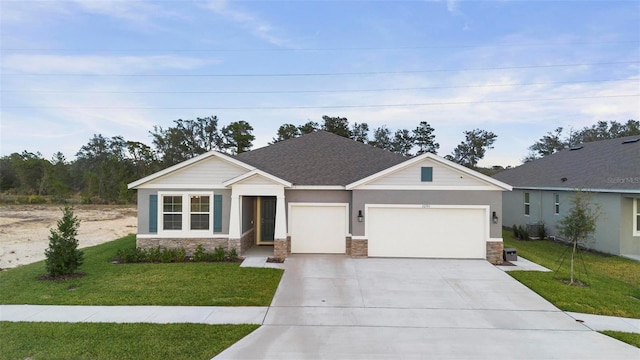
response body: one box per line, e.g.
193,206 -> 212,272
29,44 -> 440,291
213,194 -> 222,232
149,194 -> 158,233
421,167 -> 433,182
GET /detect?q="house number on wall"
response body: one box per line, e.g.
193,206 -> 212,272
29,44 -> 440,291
422,204 -> 431,208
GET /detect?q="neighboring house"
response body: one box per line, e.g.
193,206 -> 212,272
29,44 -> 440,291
493,136 -> 640,260
128,131 -> 512,264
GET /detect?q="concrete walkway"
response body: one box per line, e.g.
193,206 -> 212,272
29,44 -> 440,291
2,304 -> 636,334
0,305 -> 267,324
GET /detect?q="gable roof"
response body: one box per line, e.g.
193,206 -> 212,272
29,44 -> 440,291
347,152 -> 512,190
235,131 -> 408,186
128,150 -> 254,189
493,135 -> 640,193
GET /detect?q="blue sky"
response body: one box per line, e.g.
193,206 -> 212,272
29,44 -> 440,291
1,0 -> 638,167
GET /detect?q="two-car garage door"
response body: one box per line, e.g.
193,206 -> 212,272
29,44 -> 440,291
367,206 -> 487,259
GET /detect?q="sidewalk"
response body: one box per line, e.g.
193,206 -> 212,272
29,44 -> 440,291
0,305 -> 267,325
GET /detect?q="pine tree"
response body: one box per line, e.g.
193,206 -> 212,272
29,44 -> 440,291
45,206 -> 83,277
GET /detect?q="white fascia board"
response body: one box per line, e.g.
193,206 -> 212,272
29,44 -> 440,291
128,151 -> 255,189
222,169 -> 292,187
513,186 -> 640,194
354,185 -> 501,191
134,184 -> 230,190
346,153 -> 512,191
289,185 -> 345,190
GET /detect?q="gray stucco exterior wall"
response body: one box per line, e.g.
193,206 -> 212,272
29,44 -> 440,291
503,189 -> 639,256
352,190 -> 504,238
241,196 -> 254,233
136,189 -> 155,235
134,188 -> 231,235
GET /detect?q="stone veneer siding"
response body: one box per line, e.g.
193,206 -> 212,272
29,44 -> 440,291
274,238 -> 288,259
351,239 -> 368,258
486,241 -> 503,265
137,237 -> 231,255
345,236 -> 352,256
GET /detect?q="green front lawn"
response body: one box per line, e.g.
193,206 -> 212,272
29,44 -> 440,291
0,322 -> 257,360
600,331 -> 640,348
0,235 -> 283,306
503,230 -> 640,318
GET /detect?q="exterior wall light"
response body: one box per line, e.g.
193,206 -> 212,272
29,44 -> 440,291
357,210 -> 364,222
492,211 -> 499,224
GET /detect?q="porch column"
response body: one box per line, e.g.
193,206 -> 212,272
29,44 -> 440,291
274,195 -> 287,239
228,193 -> 241,239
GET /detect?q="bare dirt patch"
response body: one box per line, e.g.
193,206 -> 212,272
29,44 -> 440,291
0,205 -> 137,269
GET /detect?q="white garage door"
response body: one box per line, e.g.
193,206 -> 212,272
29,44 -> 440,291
289,204 -> 348,254
367,206 -> 487,259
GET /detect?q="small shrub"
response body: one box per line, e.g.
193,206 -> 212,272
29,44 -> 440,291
213,247 -> 226,262
116,247 -> 146,263
512,224 -> 519,239
160,248 -> 175,263
227,248 -> 238,262
44,206 -> 84,277
147,247 -> 162,262
193,245 -> 208,262
521,228 -> 530,240
538,222 -> 548,240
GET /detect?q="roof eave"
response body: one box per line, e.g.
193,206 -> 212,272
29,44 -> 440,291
346,153 -> 513,191
127,151 -> 255,189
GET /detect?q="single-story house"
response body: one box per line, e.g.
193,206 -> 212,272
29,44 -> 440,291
493,135 -> 640,260
128,131 -> 512,263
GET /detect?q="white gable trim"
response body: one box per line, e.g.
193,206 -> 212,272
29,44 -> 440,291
223,169 -> 292,187
128,151 -> 255,189
346,153 -> 512,191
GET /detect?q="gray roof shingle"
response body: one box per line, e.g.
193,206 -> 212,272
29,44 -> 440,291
235,131 -> 408,186
493,135 -> 640,192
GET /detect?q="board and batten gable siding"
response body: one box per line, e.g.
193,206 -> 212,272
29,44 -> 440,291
136,188 -> 232,235
363,158 -> 486,188
142,156 -> 249,187
351,190 -> 503,238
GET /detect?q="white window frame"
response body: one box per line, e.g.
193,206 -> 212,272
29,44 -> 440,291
554,193 -> 560,215
524,192 -> 530,216
634,198 -> 640,237
158,191 -> 214,236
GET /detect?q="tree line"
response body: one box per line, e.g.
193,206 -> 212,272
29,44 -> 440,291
1,115 -> 635,204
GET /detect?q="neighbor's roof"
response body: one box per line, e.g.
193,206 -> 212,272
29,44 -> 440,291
493,135 -> 640,193
235,131 -> 408,186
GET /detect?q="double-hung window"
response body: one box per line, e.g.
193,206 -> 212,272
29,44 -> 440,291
190,195 -> 210,230
163,195 -> 183,230
524,192 -> 530,216
159,192 -> 214,234
554,193 -> 560,215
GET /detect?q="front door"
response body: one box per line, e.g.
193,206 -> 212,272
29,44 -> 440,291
257,196 -> 276,245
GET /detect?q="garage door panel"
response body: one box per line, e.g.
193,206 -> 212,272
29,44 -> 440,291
290,205 -> 347,254
368,207 -> 486,259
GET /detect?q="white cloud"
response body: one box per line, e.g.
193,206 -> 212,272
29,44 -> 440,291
202,0 -> 291,47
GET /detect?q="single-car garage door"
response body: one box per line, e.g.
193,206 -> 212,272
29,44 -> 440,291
367,205 -> 487,259
289,203 -> 348,254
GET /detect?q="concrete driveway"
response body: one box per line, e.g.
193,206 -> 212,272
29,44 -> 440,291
216,256 -> 639,359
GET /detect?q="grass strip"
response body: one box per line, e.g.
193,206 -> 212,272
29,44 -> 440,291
0,235 -> 283,306
503,230 -> 640,318
600,331 -> 640,348
0,321 -> 257,360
